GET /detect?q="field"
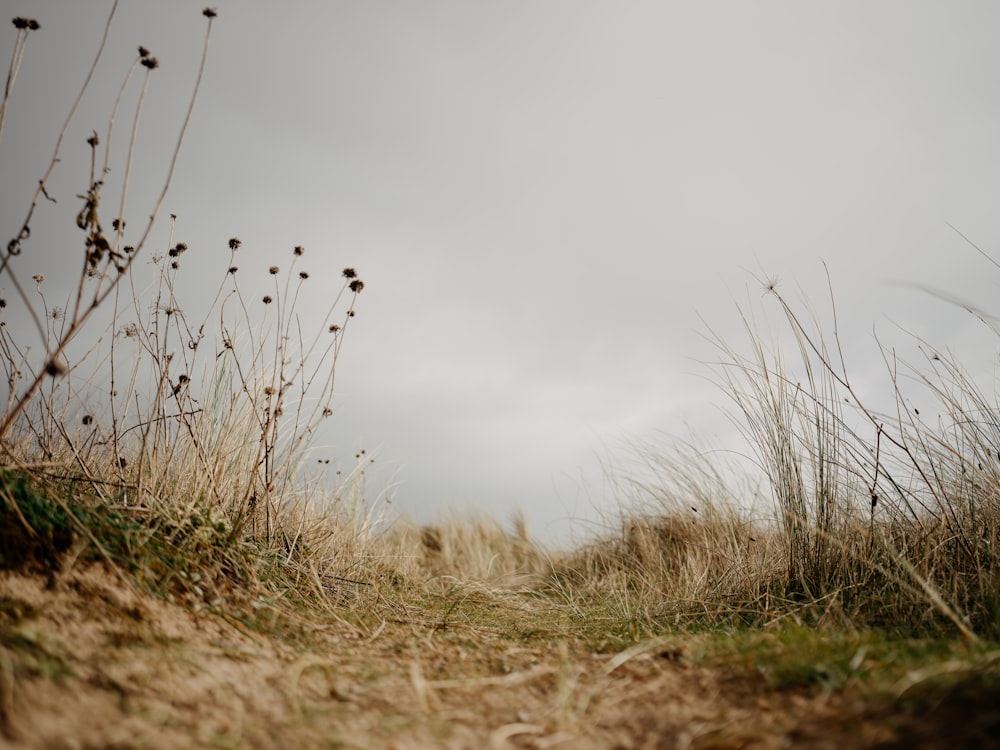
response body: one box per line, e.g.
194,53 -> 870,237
2,7 -> 999,748
2,481 -> 998,748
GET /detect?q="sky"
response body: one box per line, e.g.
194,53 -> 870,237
2,1 -> 1000,543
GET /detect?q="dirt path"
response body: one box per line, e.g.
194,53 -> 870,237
0,567 -> 987,749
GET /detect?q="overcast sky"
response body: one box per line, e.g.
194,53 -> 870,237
3,1 -> 1000,543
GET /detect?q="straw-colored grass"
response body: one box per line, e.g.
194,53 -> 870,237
1,9 -> 999,746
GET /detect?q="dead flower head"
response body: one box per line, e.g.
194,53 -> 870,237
228,237 -> 241,250
342,268 -> 357,279
45,357 -> 68,377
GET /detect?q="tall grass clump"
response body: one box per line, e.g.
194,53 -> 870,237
0,7 -> 376,603
568,268 -> 1000,641
385,511 -> 553,590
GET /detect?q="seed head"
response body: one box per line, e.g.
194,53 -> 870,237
203,7 -> 218,18
299,271 -> 309,280
112,218 -> 125,231
32,274 -> 43,283
228,266 -> 238,274
13,18 -> 40,30
82,414 -> 93,425
342,268 -> 357,279
269,266 -> 279,275
87,132 -> 99,147
141,56 -> 159,70
228,237 -> 241,250
349,279 -> 364,293
138,46 -> 150,58
262,295 -> 272,304
45,357 -> 68,377
264,386 -> 275,396
293,245 -> 304,256
328,324 -> 340,333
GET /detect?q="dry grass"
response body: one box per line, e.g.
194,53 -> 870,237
1,8 -> 999,747
2,5 -> 999,643
562,269 -> 1000,642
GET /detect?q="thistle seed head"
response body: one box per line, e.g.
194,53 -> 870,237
45,358 -> 68,377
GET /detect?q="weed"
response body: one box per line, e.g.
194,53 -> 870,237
572,263 -> 1000,641
0,7 -> 380,619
